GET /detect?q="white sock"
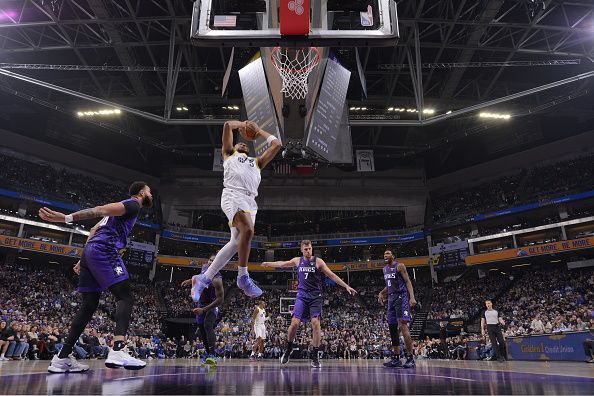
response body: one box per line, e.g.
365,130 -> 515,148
203,228 -> 239,280
238,266 -> 248,277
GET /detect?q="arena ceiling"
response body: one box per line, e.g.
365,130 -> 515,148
0,0 -> 593,177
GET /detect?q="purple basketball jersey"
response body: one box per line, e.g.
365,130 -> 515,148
383,262 -> 408,296
297,256 -> 322,298
197,265 -> 222,308
88,198 -> 140,249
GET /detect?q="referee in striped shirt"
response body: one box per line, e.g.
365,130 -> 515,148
481,299 -> 507,362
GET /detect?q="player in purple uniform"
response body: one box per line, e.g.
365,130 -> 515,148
181,255 -> 224,366
262,240 -> 357,368
39,181 -> 152,373
378,249 -> 417,369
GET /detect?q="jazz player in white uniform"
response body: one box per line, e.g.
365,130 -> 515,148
192,120 -> 282,300
250,300 -> 268,360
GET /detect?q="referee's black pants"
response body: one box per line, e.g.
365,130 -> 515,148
487,324 -> 506,359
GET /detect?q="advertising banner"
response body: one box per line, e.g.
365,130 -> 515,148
0,236 -> 82,258
506,331 -> 593,361
466,236 -> 594,265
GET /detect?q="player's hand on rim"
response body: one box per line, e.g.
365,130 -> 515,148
39,207 -> 66,223
261,262 -> 270,267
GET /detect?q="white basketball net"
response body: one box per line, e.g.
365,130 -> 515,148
271,47 -> 320,100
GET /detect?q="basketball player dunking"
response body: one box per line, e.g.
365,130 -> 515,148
181,255 -> 224,366
262,240 -> 357,368
192,120 -> 282,301
39,181 -> 152,373
378,249 -> 417,369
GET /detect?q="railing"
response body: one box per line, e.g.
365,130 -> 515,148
268,226 -> 424,242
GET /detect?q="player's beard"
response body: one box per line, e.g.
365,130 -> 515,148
236,146 -> 249,154
142,195 -> 153,207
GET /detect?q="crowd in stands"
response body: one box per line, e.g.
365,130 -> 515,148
428,272 -> 514,320
2,258 -> 592,363
0,152 -> 158,223
0,262 -> 162,361
496,267 -> 594,336
431,152 -> 594,224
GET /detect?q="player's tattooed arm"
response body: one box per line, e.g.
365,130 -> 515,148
317,258 -> 357,295
261,257 -> 299,268
397,263 -> 417,307
39,202 -> 127,223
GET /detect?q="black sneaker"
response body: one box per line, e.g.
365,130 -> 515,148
383,358 -> 403,368
280,350 -> 291,365
311,359 -> 321,368
403,356 -> 416,369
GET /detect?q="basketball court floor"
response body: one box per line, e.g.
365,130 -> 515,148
1,359 -> 592,395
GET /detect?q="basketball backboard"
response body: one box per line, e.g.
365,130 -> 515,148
190,0 -> 399,47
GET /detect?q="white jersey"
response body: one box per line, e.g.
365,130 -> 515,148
254,307 -> 266,327
223,151 -> 261,197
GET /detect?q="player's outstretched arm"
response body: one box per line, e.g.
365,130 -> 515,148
261,257 -> 299,268
222,120 -> 245,158
317,258 -> 357,295
249,121 -> 282,169
397,263 -> 417,307
39,201 -> 132,224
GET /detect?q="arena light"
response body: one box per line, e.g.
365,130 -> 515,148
423,109 -> 435,115
77,108 -> 121,117
446,110 -> 452,114
479,112 -> 511,120
350,106 -> 356,110
387,107 -> 394,111
176,105 -> 188,112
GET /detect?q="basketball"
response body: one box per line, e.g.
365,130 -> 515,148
240,122 -> 259,141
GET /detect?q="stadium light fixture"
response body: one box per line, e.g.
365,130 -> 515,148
361,107 -> 367,110
350,106 -> 356,110
446,110 -> 452,114
77,109 -> 121,117
479,112 -> 511,120
423,109 -> 435,115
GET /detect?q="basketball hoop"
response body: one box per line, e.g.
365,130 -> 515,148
271,47 -> 320,100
